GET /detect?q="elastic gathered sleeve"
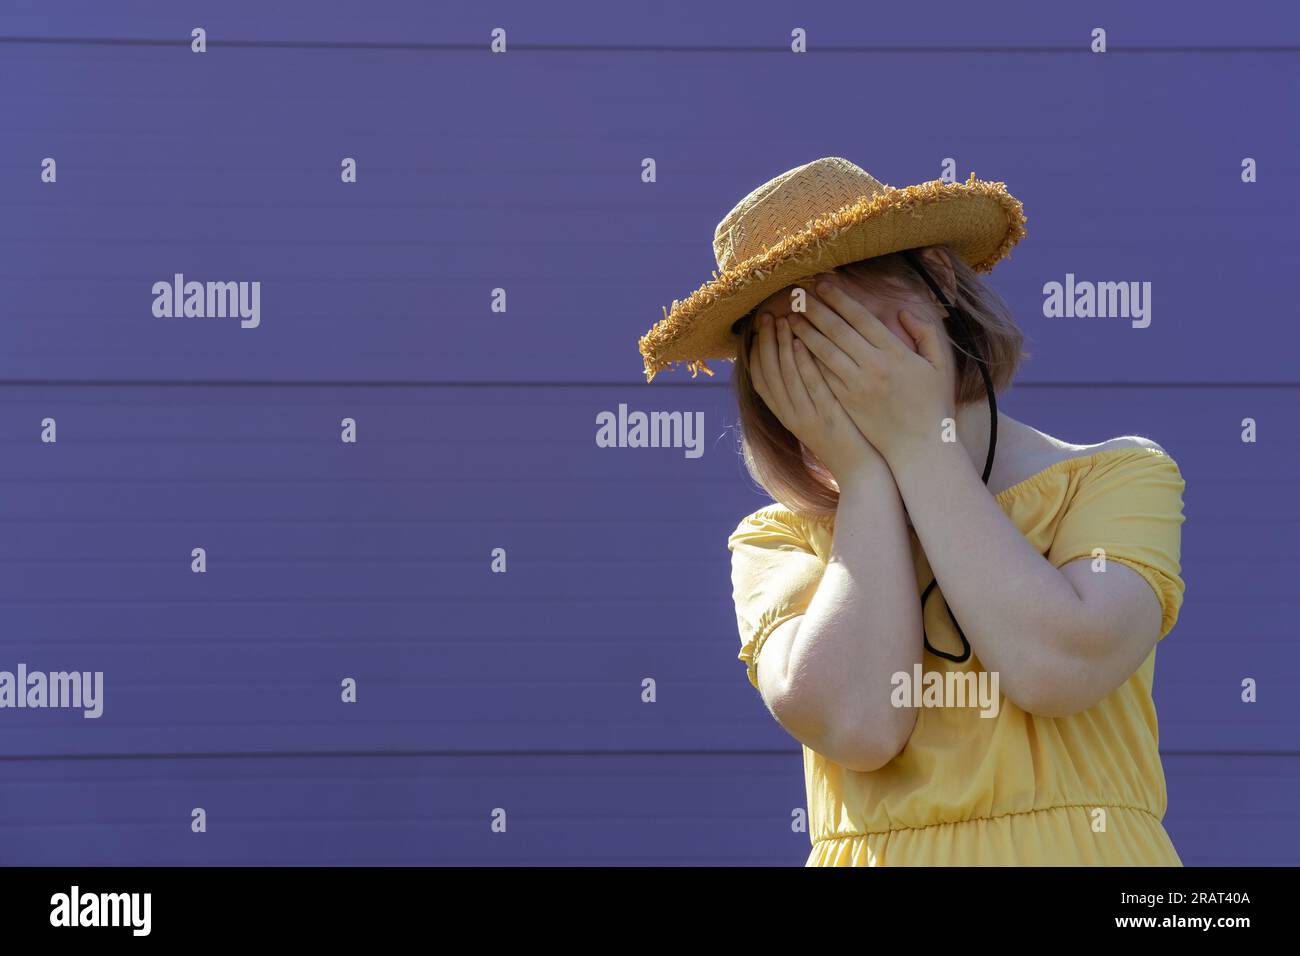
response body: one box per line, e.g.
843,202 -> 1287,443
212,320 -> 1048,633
1047,448 -> 1187,640
727,507 -> 828,689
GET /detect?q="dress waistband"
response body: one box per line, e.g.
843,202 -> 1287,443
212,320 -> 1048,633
812,802 -> 1164,844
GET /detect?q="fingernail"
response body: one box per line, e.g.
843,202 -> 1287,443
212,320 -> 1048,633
759,312 -> 771,325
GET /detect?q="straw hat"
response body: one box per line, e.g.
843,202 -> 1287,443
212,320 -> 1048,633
638,156 -> 1027,382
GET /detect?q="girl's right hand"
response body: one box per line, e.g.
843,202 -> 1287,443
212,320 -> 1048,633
749,311 -> 885,485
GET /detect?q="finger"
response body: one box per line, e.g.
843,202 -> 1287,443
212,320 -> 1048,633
793,339 -> 845,411
791,283 -> 878,366
811,277 -> 906,355
898,308 -> 947,369
776,316 -> 816,420
810,352 -> 853,403
755,312 -> 793,416
787,311 -> 860,383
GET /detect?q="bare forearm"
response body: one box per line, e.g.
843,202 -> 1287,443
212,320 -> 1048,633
888,440 -> 1090,703
777,458 -> 923,756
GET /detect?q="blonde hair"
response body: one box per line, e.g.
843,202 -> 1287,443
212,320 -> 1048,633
731,244 -> 1026,517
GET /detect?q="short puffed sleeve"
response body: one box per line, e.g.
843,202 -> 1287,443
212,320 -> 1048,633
1047,447 -> 1186,640
726,506 -> 829,689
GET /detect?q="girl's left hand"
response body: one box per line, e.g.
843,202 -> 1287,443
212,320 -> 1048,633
786,276 -> 957,463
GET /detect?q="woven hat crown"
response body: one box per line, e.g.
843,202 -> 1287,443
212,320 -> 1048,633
638,155 -> 1026,382
713,157 -> 887,272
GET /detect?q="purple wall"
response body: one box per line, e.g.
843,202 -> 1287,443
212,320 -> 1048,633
0,0 -> 1296,864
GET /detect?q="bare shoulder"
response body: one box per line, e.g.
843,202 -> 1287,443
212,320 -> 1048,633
992,422 -> 1170,495
1087,434 -> 1167,456
1025,425 -> 1167,459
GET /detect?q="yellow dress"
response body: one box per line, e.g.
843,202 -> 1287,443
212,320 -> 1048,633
727,446 -> 1186,866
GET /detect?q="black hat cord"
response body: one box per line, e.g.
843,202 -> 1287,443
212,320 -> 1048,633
898,250 -> 996,665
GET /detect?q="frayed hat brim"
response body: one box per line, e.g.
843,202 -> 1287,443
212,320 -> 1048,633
638,172 -> 1026,383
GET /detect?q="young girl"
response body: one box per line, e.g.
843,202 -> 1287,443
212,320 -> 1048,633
638,157 -> 1186,866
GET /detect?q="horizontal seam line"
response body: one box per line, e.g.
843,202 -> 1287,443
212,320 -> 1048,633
1,38 -> 1297,54
0,750 -> 1294,762
0,380 -> 1298,389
